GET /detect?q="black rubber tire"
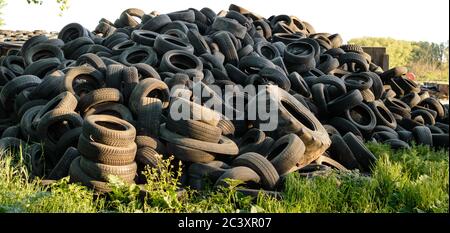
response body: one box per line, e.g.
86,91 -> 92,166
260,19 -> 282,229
63,66 -> 104,97
384,139 -> 411,150
434,122 -> 449,133
238,55 -> 275,75
432,134 -> 449,148
33,90 -> 78,122
284,41 -> 316,73
412,126 -> 433,146
76,53 -> 107,74
84,103 -> 134,124
259,67 -> 291,91
36,108 -> 83,149
212,17 -> 246,39
188,161 -> 229,190
327,90 -> 363,116
311,83 -> 328,115
343,103 -> 377,133
23,57 -> 61,78
317,54 -> 339,74
136,97 -> 163,137
119,45 -> 158,67
129,78 -> 170,114
169,96 -> 221,126
266,133 -> 306,175
314,155 -> 348,171
360,89 -> 376,102
251,85 -> 330,167
82,114 -> 136,147
69,157 -> 112,193
154,34 -> 194,55
79,156 -> 136,183
372,125 -> 399,137
328,134 -> 360,170
232,152 -> 280,190
141,14 -> 172,32
0,137 -> 25,152
132,63 -> 161,80
0,75 -> 41,111
418,97 -> 445,120
212,31 -> 239,66
23,43 -> 64,66
135,135 -> 166,153
167,142 -> 216,163
214,166 -> 261,188
400,92 -> 421,107
328,117 -> 364,140
135,146 -> 161,168
427,124 -> 445,134
398,118 -> 424,131
343,132 -> 377,173
78,88 -> 123,113
288,72 -> 311,98
394,77 -> 420,93
77,134 -> 137,166
323,124 -> 341,136
187,29 -> 211,56
371,131 -> 398,142
159,49 -> 203,77
411,109 -> 436,125
338,52 -> 369,72
48,147 -> 80,180
368,100 -> 397,129
131,30 -> 159,47
1,125 -> 21,139
166,115 -> 222,143
160,124 -> 238,155
397,130 -> 414,143
342,73 -> 373,91
54,127 -> 82,160
58,23 -> 89,43
364,72 -> 384,100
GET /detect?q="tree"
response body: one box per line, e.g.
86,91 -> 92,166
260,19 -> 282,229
411,41 -> 448,67
0,0 -> 5,26
349,37 -> 449,82
27,0 -> 70,15
348,37 -> 415,67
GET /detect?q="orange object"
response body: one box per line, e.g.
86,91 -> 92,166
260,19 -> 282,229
406,72 -> 416,80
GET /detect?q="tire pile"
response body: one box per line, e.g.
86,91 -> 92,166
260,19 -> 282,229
0,30 -> 58,43
0,4 -> 448,195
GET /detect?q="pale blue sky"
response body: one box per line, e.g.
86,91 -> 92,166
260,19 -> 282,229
1,0 -> 449,43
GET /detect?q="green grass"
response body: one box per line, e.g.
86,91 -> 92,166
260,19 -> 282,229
0,143 -> 448,213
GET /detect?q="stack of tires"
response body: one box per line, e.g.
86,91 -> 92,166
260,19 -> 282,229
69,114 -> 138,192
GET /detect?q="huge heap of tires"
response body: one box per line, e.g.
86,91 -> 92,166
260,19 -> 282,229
0,30 -> 58,43
0,4 -> 448,195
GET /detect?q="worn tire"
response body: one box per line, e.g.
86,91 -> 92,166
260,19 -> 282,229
78,134 -> 137,166
232,152 -> 280,190
266,133 -> 306,175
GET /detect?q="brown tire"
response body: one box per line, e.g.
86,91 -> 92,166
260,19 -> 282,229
79,156 -> 137,183
77,134 -> 137,166
78,88 -> 123,113
82,114 -> 136,147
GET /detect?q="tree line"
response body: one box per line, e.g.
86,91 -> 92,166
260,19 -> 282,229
349,37 -> 449,82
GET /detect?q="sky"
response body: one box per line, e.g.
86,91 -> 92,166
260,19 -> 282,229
1,0 -> 449,43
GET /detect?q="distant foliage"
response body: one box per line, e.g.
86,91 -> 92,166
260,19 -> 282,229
349,37 -> 416,67
27,0 -> 70,16
350,37 -> 449,81
0,0 -> 5,26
